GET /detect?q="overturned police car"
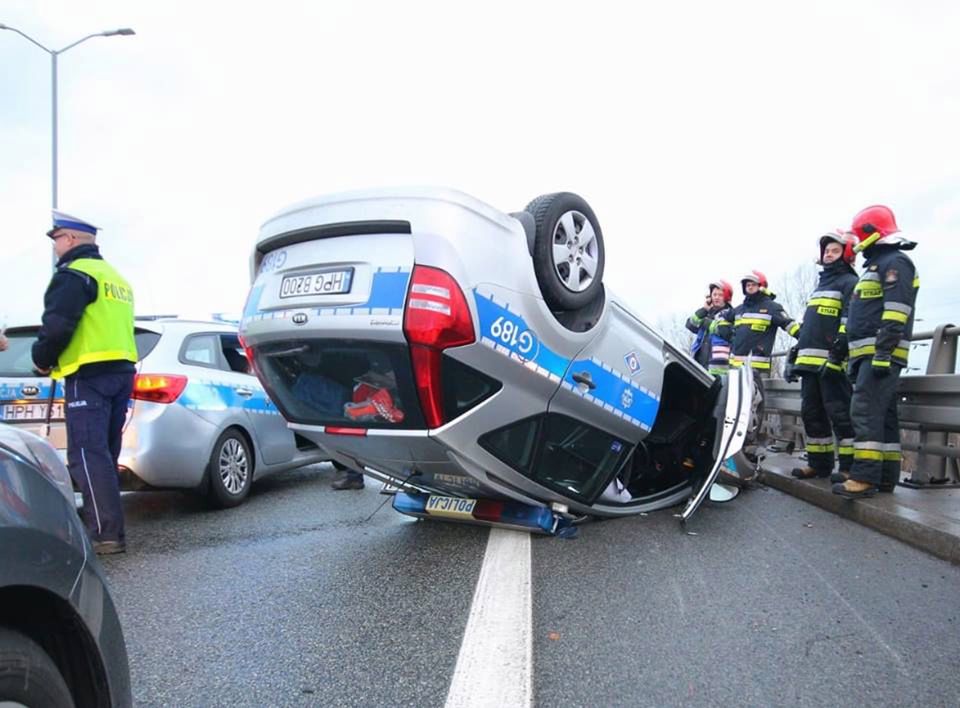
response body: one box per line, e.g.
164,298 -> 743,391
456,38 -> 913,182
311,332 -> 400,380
239,188 -> 754,532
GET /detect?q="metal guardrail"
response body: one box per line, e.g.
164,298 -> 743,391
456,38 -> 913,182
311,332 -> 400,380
763,323 -> 960,486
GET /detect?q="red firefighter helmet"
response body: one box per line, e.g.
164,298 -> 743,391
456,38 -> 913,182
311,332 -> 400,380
740,270 -> 767,294
708,279 -> 733,303
850,205 -> 899,243
819,231 -> 857,265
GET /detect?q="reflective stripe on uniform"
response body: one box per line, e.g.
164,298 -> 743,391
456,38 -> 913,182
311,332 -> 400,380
854,441 -> 884,461
882,443 -> 902,461
797,347 -> 829,367
798,348 -> 830,359
882,301 -> 912,324
806,436 -> 835,454
838,438 -> 855,456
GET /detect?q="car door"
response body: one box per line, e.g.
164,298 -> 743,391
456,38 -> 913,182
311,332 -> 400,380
544,302 -> 667,492
216,333 -> 294,466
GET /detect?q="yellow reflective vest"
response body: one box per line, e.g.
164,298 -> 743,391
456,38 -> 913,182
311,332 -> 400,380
52,258 -> 137,379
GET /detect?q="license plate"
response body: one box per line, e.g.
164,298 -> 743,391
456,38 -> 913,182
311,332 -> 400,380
279,268 -> 353,298
1,401 -> 65,422
425,495 -> 477,519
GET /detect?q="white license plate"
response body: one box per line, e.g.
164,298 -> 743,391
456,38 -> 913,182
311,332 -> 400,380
279,269 -> 353,298
1,401 -> 65,422
425,495 -> 477,519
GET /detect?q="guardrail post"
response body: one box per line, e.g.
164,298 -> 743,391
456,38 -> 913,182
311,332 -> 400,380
915,324 -> 958,484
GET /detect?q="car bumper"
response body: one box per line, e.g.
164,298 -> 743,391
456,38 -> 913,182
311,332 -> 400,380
119,402 -> 216,489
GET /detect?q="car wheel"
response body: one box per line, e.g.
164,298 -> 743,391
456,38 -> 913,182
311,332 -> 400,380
0,627 -> 74,708
525,192 -> 605,311
207,428 -> 254,508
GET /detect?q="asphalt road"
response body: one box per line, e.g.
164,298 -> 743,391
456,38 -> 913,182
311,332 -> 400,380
102,465 -> 960,707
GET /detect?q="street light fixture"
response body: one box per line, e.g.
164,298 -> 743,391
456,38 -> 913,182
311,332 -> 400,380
1,22 -> 134,262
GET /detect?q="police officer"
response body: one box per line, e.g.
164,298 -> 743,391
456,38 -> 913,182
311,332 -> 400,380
713,271 -> 799,448
789,233 -> 859,480
685,279 -> 733,374
32,210 -> 137,554
833,205 -> 919,499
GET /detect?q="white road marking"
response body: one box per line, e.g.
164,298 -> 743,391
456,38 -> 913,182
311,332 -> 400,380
445,528 -> 532,708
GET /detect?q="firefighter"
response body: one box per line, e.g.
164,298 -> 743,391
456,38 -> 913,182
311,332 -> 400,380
833,205 -> 919,499
685,279 -> 733,374
712,271 -> 800,449
789,232 -> 859,479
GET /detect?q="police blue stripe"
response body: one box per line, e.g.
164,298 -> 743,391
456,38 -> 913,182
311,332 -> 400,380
178,381 -> 279,415
474,291 -> 567,378
566,359 -> 659,429
365,269 -> 410,311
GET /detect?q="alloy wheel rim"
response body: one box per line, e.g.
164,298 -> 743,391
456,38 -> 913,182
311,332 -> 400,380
219,438 -> 249,495
550,210 -> 599,293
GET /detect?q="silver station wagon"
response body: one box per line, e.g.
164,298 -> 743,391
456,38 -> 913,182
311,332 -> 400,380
240,188 -> 753,532
0,319 -> 326,507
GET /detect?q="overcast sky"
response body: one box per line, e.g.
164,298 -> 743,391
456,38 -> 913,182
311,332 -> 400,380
2,1 -> 958,340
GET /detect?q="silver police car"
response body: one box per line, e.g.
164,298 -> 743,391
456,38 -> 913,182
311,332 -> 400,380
240,188 -> 753,530
0,319 -> 327,507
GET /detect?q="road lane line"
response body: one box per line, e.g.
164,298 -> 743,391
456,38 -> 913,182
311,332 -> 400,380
445,528 -> 532,708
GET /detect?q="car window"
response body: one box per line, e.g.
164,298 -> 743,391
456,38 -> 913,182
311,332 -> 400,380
252,340 -> 425,429
181,334 -> 222,369
0,328 -> 161,377
0,330 -> 41,377
480,413 -> 630,503
219,334 -> 251,375
479,417 -> 539,473
538,415 -> 629,501
135,330 -> 162,360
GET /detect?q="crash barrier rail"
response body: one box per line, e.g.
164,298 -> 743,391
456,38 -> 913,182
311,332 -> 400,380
762,323 -> 960,487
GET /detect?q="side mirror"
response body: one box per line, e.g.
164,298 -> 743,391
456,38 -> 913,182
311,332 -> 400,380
708,483 -> 740,503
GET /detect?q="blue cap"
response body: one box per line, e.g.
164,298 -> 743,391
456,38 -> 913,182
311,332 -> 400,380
47,209 -> 99,238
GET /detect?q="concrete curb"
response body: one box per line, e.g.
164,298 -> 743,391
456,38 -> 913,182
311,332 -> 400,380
759,455 -> 960,566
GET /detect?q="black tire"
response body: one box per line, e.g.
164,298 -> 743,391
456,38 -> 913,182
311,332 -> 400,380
207,428 -> 254,508
0,626 -> 74,708
525,192 -> 605,311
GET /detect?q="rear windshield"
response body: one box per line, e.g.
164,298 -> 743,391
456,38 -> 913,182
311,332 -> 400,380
0,328 -> 161,377
253,340 -> 425,429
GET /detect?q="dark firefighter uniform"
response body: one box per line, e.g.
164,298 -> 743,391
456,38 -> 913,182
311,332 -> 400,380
792,255 -> 859,475
844,244 -> 919,491
713,290 -> 799,374
686,305 -> 731,374
712,281 -> 799,444
32,213 -> 137,549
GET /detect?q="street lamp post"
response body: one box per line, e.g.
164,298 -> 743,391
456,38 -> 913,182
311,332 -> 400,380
0,23 -> 134,261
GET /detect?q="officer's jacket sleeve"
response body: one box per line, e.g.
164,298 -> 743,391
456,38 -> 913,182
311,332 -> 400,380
772,302 -> 801,338
685,307 -> 709,335
31,269 -> 98,370
875,255 -> 918,360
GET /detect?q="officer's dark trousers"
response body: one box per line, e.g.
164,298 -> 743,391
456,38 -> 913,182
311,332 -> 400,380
849,359 -> 902,487
800,371 -> 855,473
64,372 -> 134,543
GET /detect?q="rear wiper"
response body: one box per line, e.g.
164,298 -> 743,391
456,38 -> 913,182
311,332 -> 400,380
263,345 -> 309,357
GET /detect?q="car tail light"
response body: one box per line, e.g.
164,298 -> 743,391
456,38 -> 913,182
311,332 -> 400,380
325,427 -> 368,436
132,374 -> 188,404
403,265 -> 475,428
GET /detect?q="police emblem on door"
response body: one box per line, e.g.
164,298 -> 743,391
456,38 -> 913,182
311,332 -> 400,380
624,351 -> 641,377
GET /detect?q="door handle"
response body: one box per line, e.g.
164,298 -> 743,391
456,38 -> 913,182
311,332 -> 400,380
235,387 -> 254,398
571,372 -> 596,390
